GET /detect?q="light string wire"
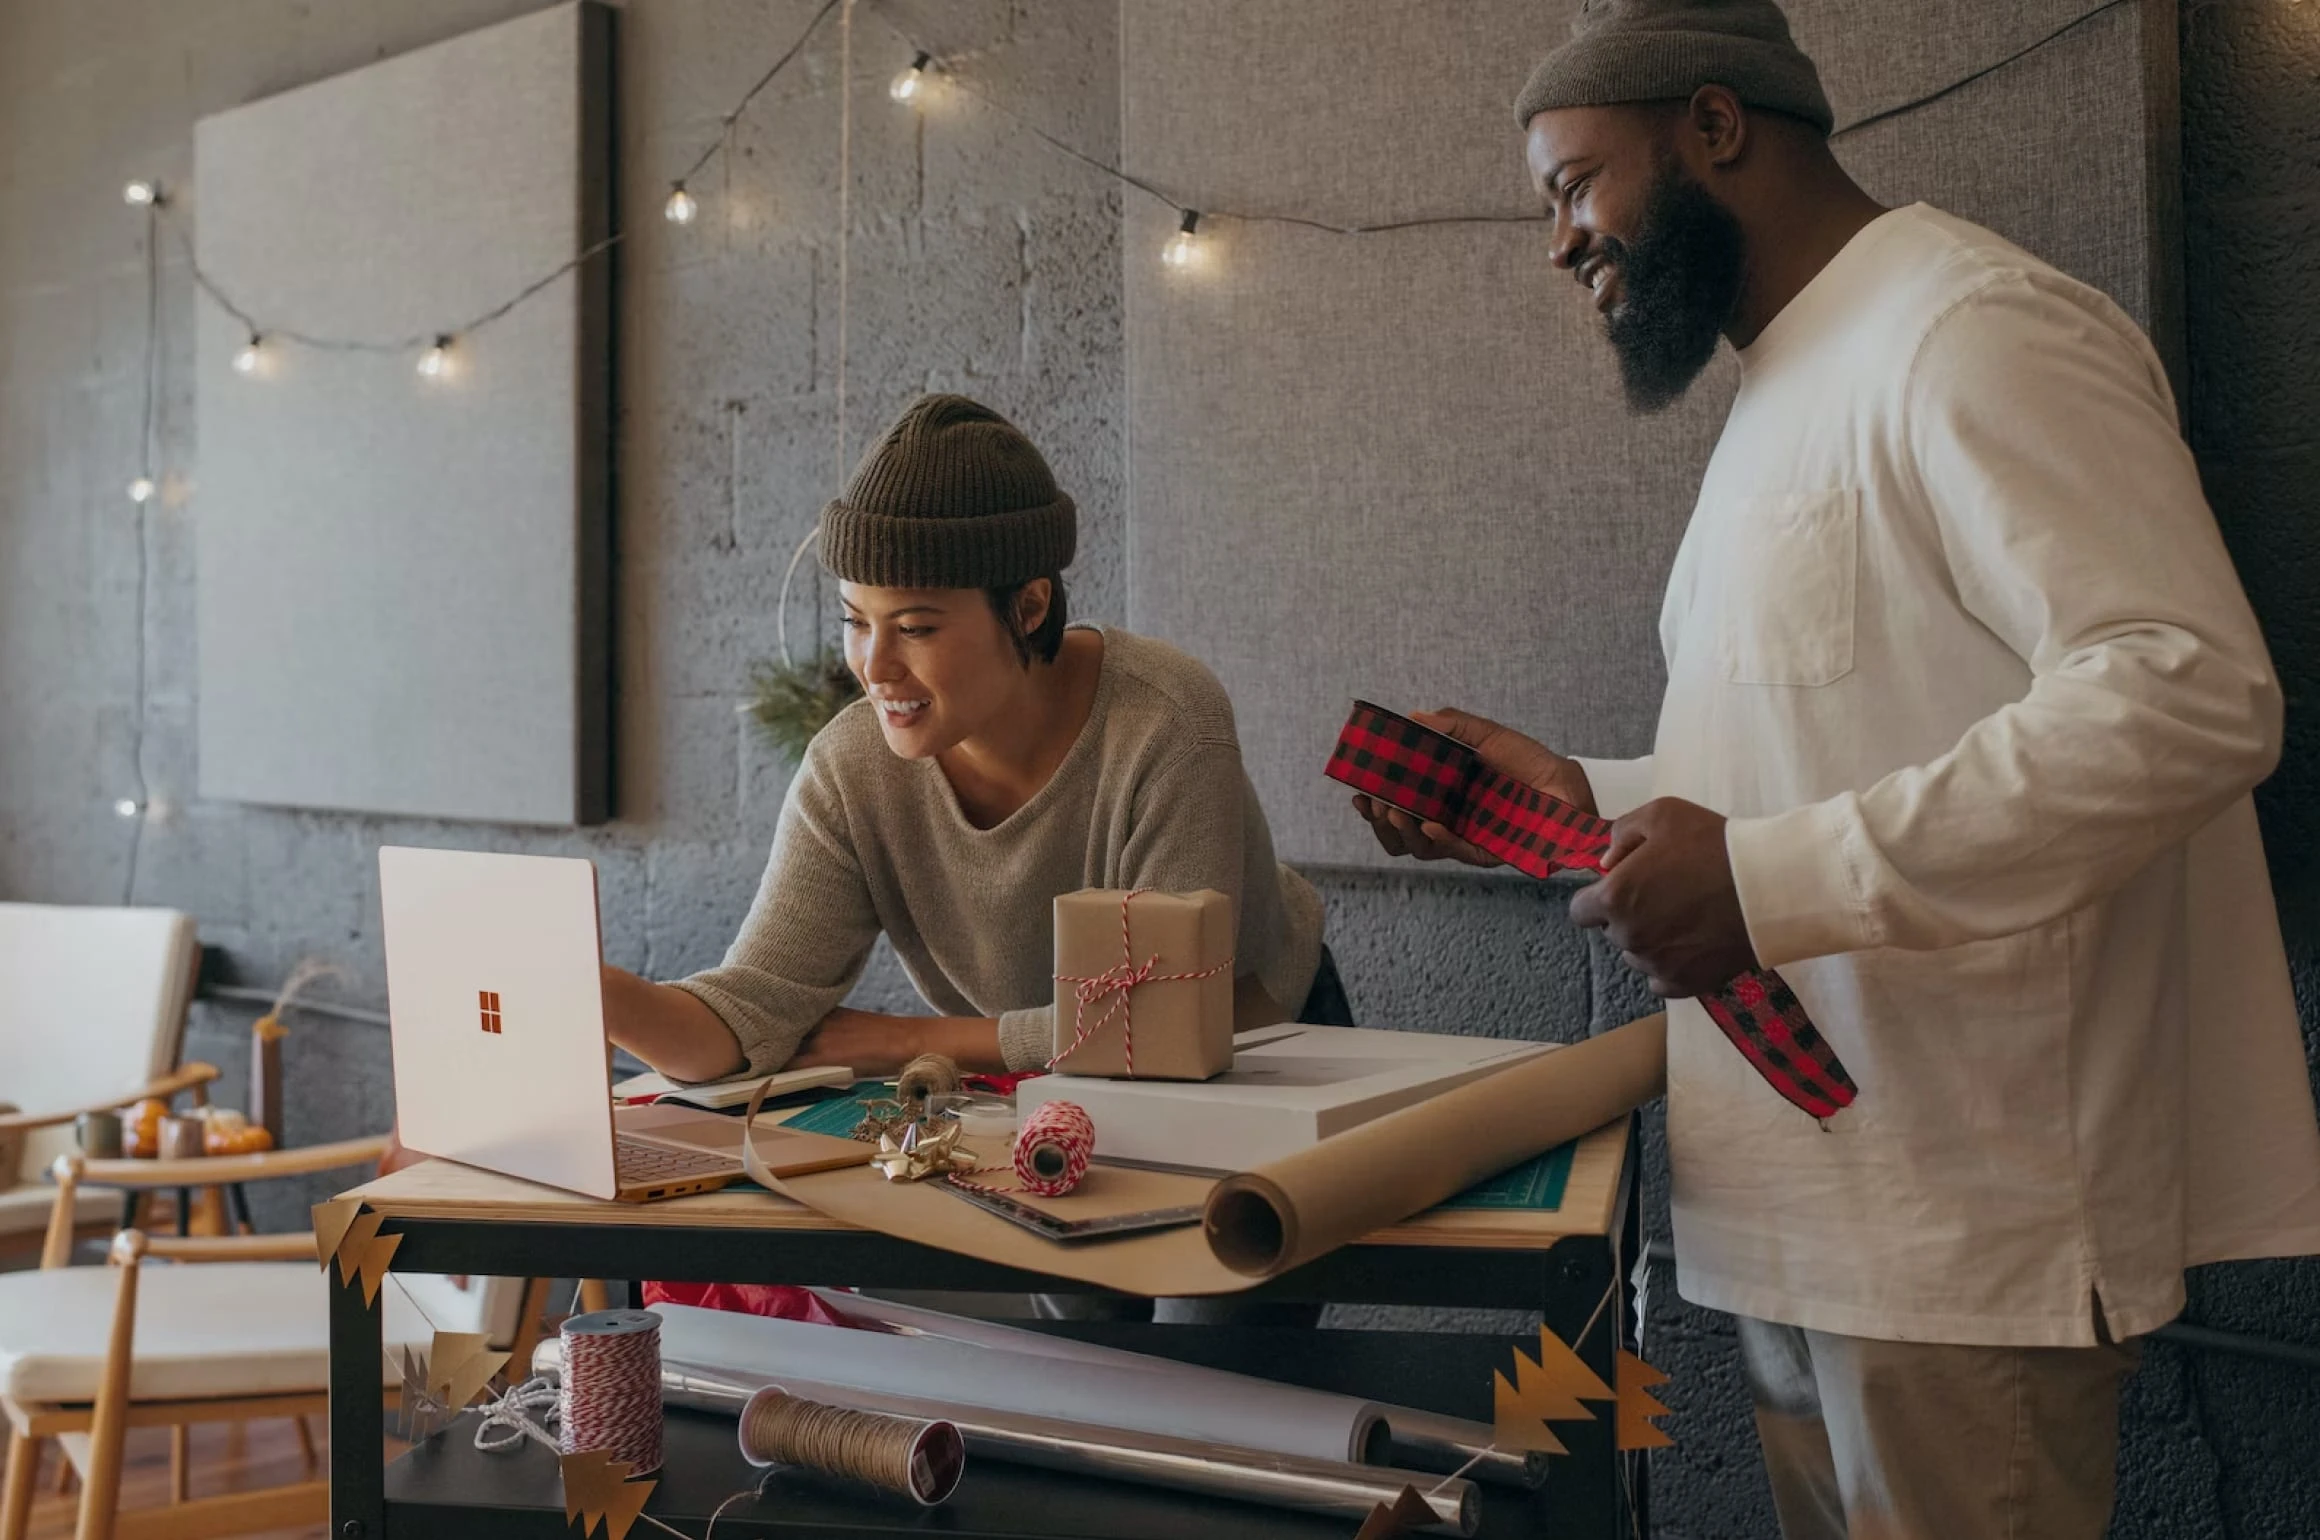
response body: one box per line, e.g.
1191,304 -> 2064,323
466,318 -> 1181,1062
140,0 -> 2130,368
676,0 -> 846,190
119,200 -> 160,899
160,0 -> 838,359
770,0 -> 854,670
828,0 -> 853,651
861,0 -> 2131,242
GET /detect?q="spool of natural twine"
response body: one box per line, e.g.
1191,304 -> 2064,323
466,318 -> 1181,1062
894,1052 -> 963,1110
736,1386 -> 964,1506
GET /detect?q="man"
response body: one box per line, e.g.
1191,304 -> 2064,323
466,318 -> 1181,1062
1353,2 -> 2320,1535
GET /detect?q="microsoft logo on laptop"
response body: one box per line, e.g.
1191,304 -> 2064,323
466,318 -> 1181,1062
478,990 -> 504,1035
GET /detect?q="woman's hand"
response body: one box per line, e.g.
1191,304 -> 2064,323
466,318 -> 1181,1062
1352,708 -> 1595,866
599,964 -> 748,1083
790,1009 -> 1006,1076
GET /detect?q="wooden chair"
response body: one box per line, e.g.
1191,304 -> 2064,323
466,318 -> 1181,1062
0,1139 -> 429,1540
0,905 -> 203,1260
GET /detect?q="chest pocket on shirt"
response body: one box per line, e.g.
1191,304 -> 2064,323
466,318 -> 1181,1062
1717,489 -> 1859,688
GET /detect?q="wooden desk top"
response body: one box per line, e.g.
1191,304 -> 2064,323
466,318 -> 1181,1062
342,1114 -> 1628,1253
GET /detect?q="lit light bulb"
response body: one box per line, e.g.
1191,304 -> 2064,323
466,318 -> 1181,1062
232,334 -> 263,375
664,183 -> 698,225
127,476 -> 156,504
122,179 -> 157,207
890,52 -> 932,103
113,798 -> 143,820
417,336 -> 452,379
1161,210 -> 1202,269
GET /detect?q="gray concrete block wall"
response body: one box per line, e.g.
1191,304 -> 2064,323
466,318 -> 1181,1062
1,2 -> 2316,1537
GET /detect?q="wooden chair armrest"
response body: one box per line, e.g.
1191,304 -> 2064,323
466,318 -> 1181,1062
0,1063 -> 223,1136
56,1134 -> 389,1190
139,1232 -> 317,1263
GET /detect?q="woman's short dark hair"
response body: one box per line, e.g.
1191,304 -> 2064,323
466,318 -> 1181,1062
985,573 -> 1069,666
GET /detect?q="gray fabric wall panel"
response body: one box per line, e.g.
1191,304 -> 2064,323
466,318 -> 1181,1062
1124,0 -> 2177,869
193,2 -> 612,825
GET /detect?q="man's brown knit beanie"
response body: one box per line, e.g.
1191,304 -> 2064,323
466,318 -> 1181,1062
1514,0 -> 1833,135
818,394 -> 1077,589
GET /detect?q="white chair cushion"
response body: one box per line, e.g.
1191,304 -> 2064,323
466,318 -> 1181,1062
0,1180 -> 127,1240
0,1261 -> 432,1404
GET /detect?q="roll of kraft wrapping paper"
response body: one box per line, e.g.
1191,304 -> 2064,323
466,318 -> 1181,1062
1326,699 -> 1856,1121
760,1012 -> 1666,1297
642,1303 -> 1390,1466
530,1341 -> 1479,1535
1206,1015 -> 1668,1277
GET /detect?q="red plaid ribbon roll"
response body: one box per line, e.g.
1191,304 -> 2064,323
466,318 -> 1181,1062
1325,700 -> 1857,1122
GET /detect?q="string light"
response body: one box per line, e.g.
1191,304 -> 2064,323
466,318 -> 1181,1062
126,476 -> 157,505
113,798 -> 143,820
1161,210 -> 1201,269
889,51 -> 932,103
147,0 -> 2037,401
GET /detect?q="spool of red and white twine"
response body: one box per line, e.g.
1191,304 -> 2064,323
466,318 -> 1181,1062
953,1099 -> 1095,1198
558,1309 -> 665,1475
1010,1099 -> 1095,1195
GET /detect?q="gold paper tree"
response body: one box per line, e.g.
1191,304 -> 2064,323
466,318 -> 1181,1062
1491,1326 -> 1615,1455
1615,1350 -> 1675,1450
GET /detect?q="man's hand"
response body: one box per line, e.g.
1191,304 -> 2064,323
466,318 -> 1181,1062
1568,797 -> 1759,998
1352,708 -> 1595,867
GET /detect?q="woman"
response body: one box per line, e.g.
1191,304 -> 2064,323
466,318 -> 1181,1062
603,392 -> 1342,1085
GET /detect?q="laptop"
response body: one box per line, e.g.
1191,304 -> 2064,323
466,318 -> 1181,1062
379,845 -> 870,1203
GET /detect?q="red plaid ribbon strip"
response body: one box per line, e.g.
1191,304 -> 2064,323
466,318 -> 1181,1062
1325,700 -> 1857,1121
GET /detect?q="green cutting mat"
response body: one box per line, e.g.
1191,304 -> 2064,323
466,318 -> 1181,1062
1438,1141 -> 1573,1211
780,1087 -> 1573,1212
780,1088 -> 896,1138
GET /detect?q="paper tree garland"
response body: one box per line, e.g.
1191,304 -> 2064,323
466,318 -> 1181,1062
429,1330 -> 512,1413
1492,1325 -> 1614,1455
1353,1484 -> 1437,1540
1492,1327 -> 1674,1455
1615,1350 -> 1675,1450
396,1347 -> 451,1445
310,1197 -> 401,1304
560,1449 -> 659,1540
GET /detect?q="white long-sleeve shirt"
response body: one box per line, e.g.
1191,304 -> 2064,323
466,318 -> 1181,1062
1577,204 -> 2320,1347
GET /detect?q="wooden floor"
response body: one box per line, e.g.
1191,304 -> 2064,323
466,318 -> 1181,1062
18,1419 -> 393,1540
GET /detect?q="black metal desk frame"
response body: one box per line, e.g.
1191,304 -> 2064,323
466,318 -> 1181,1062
328,1126 -> 1642,1540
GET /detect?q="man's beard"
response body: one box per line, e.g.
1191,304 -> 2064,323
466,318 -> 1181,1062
1598,162 -> 1746,413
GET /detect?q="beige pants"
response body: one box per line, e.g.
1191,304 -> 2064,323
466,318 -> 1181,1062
1736,1315 -> 2140,1540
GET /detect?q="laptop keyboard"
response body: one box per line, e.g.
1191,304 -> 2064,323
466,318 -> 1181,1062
614,1135 -> 733,1183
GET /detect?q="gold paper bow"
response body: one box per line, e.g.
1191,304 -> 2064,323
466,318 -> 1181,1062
871,1117 -> 979,1182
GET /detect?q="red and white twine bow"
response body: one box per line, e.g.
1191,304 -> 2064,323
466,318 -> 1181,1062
1049,889 -> 1232,1075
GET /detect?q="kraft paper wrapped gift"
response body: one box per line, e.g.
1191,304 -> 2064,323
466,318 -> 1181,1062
1051,889 -> 1235,1080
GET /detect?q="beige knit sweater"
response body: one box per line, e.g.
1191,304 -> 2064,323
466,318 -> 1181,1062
675,628 -> 1324,1075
